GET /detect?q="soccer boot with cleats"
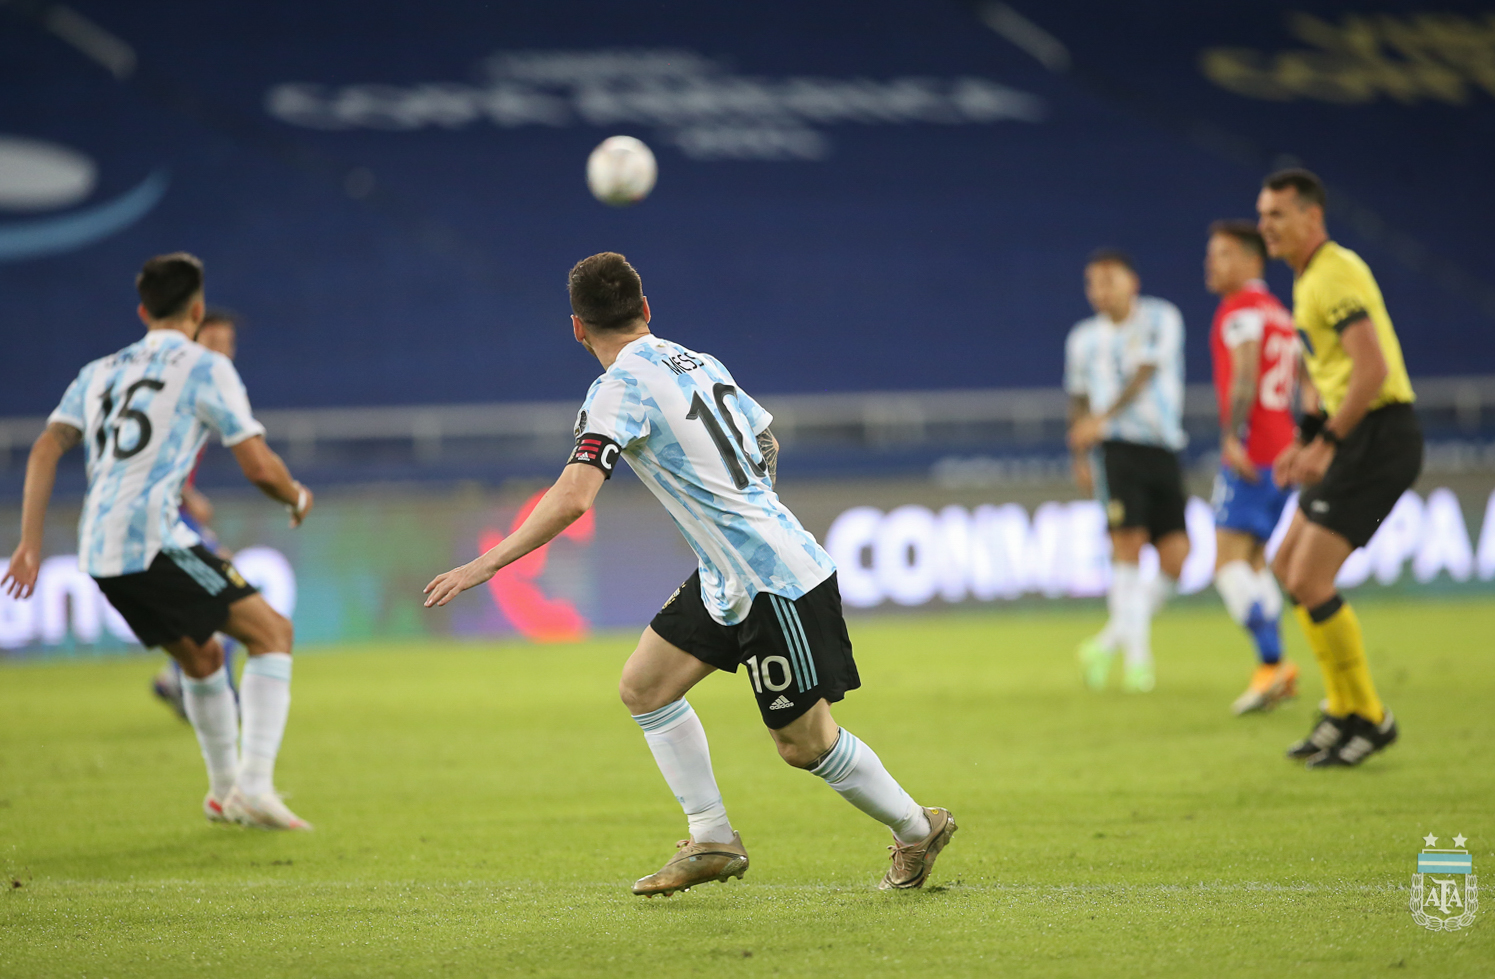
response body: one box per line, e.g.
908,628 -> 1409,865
1122,662 -> 1155,693
224,787 -> 313,830
879,807 -> 957,891
632,833 -> 749,897
1305,711 -> 1398,769
1231,661 -> 1299,715
1077,636 -> 1116,690
203,792 -> 231,824
1285,710 -> 1349,760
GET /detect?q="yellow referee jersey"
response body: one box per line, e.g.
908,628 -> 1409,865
1292,241 -> 1414,415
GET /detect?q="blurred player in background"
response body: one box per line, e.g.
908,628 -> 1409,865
151,309 -> 242,718
2,254 -> 316,827
1258,168 -> 1421,768
1066,249 -> 1189,693
425,252 -> 955,895
1203,221 -> 1300,715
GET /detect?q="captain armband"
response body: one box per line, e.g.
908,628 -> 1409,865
568,433 -> 622,478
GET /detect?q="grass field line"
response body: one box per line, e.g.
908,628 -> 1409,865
20,878 -> 1414,895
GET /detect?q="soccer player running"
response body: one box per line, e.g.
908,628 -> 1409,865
1257,169 -> 1420,768
1066,250 -> 1190,693
425,253 -> 955,895
1203,221 -> 1301,715
2,254 -> 315,827
151,309 -> 243,719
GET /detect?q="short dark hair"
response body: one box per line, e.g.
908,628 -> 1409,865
1208,219 -> 1267,263
568,252 -> 645,331
1263,167 -> 1326,210
1086,248 -> 1136,275
136,252 -> 204,319
200,307 -> 239,330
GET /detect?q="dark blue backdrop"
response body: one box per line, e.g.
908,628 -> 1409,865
2,0 -> 1491,414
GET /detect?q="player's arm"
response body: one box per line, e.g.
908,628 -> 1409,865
230,435 -> 313,527
1273,354 -> 1319,488
1066,394 -> 1094,492
424,463 -> 605,608
1291,317 -> 1387,485
181,482 -> 215,526
1069,366 -> 1156,452
756,428 -> 778,485
2,423 -> 81,599
1222,339 -> 1261,482
1325,318 -> 1386,440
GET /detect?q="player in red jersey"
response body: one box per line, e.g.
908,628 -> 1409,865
1204,221 -> 1301,715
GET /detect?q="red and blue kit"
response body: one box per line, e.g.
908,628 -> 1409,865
1209,279 -> 1298,467
1209,280 -> 1298,541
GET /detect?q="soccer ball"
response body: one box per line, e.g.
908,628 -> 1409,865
586,135 -> 657,207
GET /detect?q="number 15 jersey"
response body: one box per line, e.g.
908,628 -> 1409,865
48,329 -> 265,578
570,335 -> 835,625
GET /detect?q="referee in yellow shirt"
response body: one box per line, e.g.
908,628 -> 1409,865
1257,168 -> 1422,768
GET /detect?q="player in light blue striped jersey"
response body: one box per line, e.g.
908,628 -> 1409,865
425,253 -> 955,895
3,253 -> 314,830
1065,249 -> 1191,693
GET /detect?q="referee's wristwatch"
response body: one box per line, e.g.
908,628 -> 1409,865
1317,426 -> 1344,448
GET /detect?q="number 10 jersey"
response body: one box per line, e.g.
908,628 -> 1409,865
572,335 -> 835,626
48,329 -> 265,578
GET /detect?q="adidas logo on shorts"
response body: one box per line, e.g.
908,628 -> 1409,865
768,695 -> 794,710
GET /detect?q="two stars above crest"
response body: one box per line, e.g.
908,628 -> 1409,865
1423,833 -> 1469,848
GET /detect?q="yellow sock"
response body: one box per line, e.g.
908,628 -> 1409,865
1294,605 -> 1350,717
1314,599 -> 1384,724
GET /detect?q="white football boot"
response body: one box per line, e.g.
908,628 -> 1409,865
203,792 -> 232,824
224,787 -> 313,830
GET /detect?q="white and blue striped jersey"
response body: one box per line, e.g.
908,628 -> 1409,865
1063,296 -> 1187,451
47,329 -> 265,578
574,335 -> 836,625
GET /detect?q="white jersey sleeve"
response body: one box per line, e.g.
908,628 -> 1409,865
1221,308 -> 1266,348
192,354 -> 265,446
569,373 -> 651,478
699,354 -> 773,435
1063,325 -> 1089,396
1133,302 -> 1179,367
48,366 -> 92,431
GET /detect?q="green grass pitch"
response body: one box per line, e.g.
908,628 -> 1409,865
2,599 -> 1492,978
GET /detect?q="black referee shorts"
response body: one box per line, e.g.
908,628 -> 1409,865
1299,402 -> 1423,549
649,570 -> 861,729
94,545 -> 258,648
1095,440 -> 1189,541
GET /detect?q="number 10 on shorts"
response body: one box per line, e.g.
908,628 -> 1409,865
745,654 -> 794,693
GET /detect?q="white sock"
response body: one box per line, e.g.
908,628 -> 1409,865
1255,567 -> 1283,619
1147,572 -> 1177,615
1112,563 -> 1153,669
180,667 -> 239,799
811,729 -> 929,844
1100,562 -> 1139,650
632,700 -> 734,844
238,653 -> 292,798
1214,560 -> 1258,625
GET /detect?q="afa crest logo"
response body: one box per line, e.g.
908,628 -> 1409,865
1411,834 -> 1477,931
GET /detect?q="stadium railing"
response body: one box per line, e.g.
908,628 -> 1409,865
3,376 -> 1495,484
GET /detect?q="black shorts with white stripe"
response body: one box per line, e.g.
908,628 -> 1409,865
649,570 -> 861,729
94,544 -> 259,648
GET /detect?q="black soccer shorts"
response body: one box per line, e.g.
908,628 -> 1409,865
649,570 -> 861,729
1095,439 -> 1189,541
1299,402 -> 1423,549
94,545 -> 259,648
